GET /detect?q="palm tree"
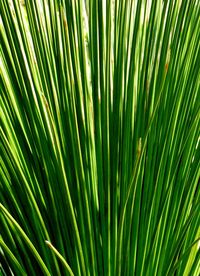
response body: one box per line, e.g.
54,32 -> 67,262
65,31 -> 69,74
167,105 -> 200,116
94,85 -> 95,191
0,0 -> 199,275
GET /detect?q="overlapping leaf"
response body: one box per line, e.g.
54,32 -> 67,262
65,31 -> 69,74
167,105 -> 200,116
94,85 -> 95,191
0,0 -> 199,275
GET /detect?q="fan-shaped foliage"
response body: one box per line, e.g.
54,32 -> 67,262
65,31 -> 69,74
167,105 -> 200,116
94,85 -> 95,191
0,0 -> 199,275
